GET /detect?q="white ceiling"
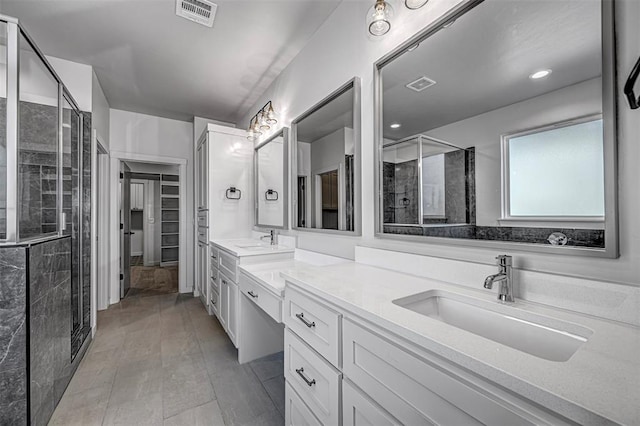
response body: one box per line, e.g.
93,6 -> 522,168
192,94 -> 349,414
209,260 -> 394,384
297,86 -> 353,142
0,0 -> 341,123
382,0 -> 602,140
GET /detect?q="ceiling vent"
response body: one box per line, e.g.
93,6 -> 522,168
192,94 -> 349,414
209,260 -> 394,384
176,0 -> 217,27
406,76 -> 436,92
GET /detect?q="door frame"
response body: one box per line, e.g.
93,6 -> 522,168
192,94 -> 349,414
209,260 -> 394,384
108,151 -> 188,305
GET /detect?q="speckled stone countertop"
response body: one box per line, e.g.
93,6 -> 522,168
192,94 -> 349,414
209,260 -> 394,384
281,262 -> 640,425
210,238 -> 295,257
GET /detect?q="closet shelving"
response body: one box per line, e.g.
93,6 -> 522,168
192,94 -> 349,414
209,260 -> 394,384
160,174 -> 179,266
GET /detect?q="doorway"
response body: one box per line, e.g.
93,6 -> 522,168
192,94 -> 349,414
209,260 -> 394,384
119,161 -> 181,298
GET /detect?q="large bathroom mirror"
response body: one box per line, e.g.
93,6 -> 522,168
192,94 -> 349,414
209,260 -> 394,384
375,0 -> 617,257
255,128 -> 288,229
292,78 -> 361,234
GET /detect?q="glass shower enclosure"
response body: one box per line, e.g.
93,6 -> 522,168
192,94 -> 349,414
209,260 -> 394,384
0,14 -> 87,359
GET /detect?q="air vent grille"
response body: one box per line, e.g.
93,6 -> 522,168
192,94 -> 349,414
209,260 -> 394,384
406,76 -> 436,92
176,0 -> 217,27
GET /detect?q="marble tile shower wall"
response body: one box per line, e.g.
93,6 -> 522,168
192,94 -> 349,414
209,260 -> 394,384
29,237 -> 75,426
0,246 -> 28,425
384,160 -> 420,224
18,101 -> 61,239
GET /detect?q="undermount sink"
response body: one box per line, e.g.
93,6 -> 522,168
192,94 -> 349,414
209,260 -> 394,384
235,243 -> 268,248
393,290 -> 592,362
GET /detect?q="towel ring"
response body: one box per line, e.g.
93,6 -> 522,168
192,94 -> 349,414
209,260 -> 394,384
225,187 -> 241,200
265,189 -> 279,201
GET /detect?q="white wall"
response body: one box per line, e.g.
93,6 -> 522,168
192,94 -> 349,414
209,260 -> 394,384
110,108 -> 194,290
91,70 -> 110,149
238,0 -> 640,286
47,55 -> 92,112
426,78 -> 602,227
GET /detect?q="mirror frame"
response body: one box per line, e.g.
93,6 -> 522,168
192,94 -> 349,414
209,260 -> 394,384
373,0 -> 618,258
254,127 -> 289,230
291,77 -> 362,236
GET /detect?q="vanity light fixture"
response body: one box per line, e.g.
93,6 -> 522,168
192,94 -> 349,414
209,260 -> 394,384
247,100 -> 278,140
367,0 -> 394,36
529,69 -> 552,80
405,0 -> 428,10
390,123 -> 401,129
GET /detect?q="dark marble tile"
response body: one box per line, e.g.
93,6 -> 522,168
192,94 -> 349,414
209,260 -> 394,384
0,368 -> 27,425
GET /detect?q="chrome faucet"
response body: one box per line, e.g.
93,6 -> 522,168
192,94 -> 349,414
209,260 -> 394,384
483,255 -> 515,303
260,229 -> 277,246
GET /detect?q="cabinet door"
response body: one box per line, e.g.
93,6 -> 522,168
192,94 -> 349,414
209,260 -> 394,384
219,275 -> 229,331
343,379 -> 399,426
227,281 -> 238,346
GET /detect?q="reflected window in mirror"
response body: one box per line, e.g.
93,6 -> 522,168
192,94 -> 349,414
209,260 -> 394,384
255,128 -> 288,229
503,116 -> 604,220
293,78 -> 361,234
375,0 -> 617,256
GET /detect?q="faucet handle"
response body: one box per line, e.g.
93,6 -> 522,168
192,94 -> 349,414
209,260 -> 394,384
496,254 -> 512,266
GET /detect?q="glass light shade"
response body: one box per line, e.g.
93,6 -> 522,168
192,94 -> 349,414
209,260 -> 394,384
251,118 -> 262,136
259,112 -> 270,131
266,104 -> 277,124
367,0 -> 394,36
247,127 -> 255,141
405,0 -> 428,9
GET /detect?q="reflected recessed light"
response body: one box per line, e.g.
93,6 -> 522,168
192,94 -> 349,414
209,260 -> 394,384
390,123 -> 401,129
529,69 -> 552,80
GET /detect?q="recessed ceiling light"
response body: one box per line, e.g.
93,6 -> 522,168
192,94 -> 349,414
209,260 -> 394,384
390,123 -> 401,129
529,69 -> 552,80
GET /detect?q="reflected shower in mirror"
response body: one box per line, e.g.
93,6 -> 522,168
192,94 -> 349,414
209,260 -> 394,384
376,0 -> 617,255
255,128 -> 288,229
383,135 -> 475,228
293,78 -> 360,233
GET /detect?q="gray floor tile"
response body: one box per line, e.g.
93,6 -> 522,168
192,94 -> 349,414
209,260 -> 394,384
50,292 -> 285,426
103,391 -> 164,425
262,375 -> 285,418
163,400 -> 225,426
249,351 -> 284,382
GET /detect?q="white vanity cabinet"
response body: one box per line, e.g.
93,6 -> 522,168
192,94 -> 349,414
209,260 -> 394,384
283,283 -> 574,426
194,123 -> 253,309
210,240 -> 294,349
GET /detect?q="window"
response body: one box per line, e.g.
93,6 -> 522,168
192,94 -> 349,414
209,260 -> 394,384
502,116 -> 604,219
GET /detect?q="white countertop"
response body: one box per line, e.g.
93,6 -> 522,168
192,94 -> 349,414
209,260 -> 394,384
210,238 -> 295,257
239,260 -> 311,296
281,262 -> 640,425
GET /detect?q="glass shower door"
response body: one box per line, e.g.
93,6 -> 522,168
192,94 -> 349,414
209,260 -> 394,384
62,94 -> 84,359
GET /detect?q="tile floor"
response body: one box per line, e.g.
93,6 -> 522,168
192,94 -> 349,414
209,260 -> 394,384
127,257 -> 179,298
49,293 -> 285,425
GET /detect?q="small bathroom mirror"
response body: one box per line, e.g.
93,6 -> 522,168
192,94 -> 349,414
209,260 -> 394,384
255,128 -> 288,229
292,78 -> 361,234
375,0 -> 617,257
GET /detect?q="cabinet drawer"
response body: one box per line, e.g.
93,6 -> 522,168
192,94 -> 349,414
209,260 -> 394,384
197,226 -> 208,243
285,383 -> 322,426
210,247 -> 219,270
197,210 -> 208,227
210,269 -> 219,295
239,272 -> 282,323
284,287 -> 341,367
285,329 -> 341,426
218,250 -> 238,283
343,379 -> 399,426
209,286 -> 219,318
343,318 -> 567,426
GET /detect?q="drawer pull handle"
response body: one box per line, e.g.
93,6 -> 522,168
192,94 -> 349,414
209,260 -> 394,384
248,291 -> 258,298
295,368 -> 316,386
295,313 -> 315,328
